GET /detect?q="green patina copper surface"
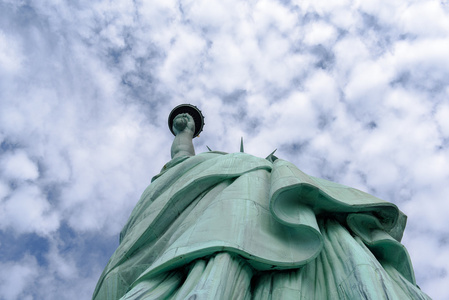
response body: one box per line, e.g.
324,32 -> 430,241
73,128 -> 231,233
92,111 -> 430,300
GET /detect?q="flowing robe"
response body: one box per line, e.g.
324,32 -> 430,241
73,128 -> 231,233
92,152 -> 430,300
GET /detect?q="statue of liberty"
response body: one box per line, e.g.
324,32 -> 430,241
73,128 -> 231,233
92,104 -> 430,299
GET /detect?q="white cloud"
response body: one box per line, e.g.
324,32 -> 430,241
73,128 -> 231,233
158,27 -> 207,87
300,0 -> 352,17
203,34 -> 252,93
0,255 -> 38,300
402,231 -> 449,297
333,37 -> 371,80
267,92 -> 319,142
253,0 -> 298,35
0,30 -> 24,74
304,70 -> 340,111
435,102 -> 449,137
0,151 -> 39,181
344,60 -> 394,104
358,0 -> 407,27
399,1 -> 449,37
0,181 -> 10,200
181,0 -> 240,31
391,38 -> 449,74
0,184 -> 60,235
303,21 -> 338,46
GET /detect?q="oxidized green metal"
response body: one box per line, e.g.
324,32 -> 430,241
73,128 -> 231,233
168,104 -> 204,138
92,105 -> 430,300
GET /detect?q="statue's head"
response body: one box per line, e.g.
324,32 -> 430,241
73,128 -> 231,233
168,104 -> 205,137
172,113 -> 194,135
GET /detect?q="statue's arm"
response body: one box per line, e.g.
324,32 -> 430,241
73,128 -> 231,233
171,113 -> 195,159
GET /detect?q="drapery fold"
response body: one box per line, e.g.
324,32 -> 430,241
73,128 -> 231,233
93,152 -> 426,300
268,158 -> 414,283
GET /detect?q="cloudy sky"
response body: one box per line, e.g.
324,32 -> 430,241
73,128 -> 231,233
1,0 -> 449,299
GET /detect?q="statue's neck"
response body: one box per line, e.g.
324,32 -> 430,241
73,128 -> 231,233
171,131 -> 195,159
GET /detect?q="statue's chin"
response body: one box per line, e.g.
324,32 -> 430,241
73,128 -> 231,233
174,119 -> 187,131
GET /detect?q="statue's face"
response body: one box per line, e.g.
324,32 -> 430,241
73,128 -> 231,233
174,114 -> 187,130
173,113 -> 194,135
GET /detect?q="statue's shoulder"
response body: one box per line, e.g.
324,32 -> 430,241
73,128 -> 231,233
152,151 -> 273,183
151,152 -> 227,182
